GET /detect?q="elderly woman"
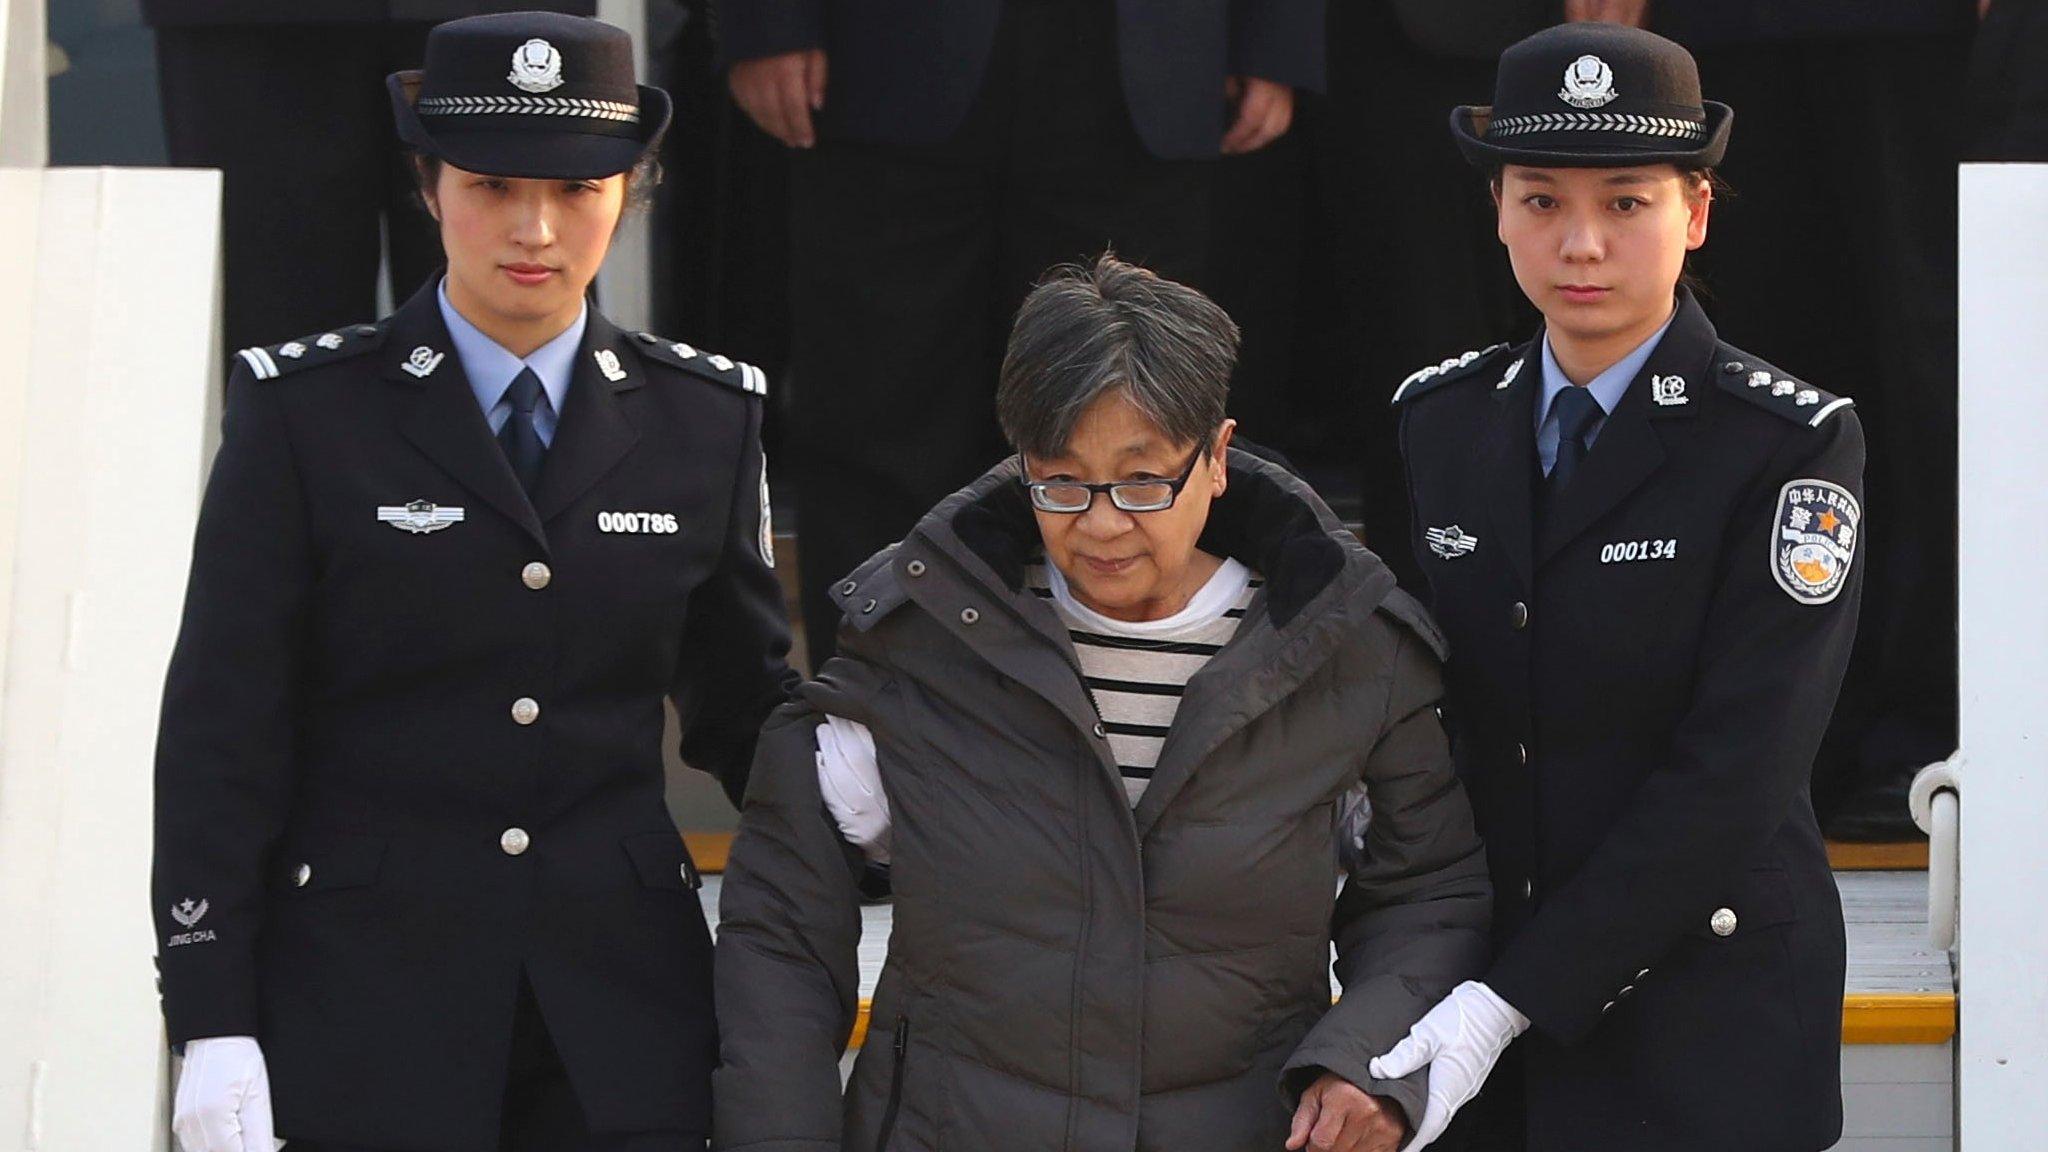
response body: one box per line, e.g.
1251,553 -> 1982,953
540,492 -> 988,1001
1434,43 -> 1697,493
713,255 -> 1490,1152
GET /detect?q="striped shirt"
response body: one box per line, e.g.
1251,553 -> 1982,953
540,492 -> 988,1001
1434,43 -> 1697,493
1028,558 -> 1261,806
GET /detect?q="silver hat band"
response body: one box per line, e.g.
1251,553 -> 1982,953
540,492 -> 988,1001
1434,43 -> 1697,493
1488,111 -> 1706,142
417,94 -> 641,124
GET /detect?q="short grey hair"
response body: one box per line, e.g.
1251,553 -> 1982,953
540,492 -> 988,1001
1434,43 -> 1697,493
997,253 -> 1238,459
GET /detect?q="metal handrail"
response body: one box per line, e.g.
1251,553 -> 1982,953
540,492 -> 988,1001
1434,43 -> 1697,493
1909,754 -> 1963,952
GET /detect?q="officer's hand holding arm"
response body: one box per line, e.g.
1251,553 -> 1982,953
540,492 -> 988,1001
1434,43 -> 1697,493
669,394 -> 799,807
172,1036 -> 282,1152
728,49 -> 827,148
1366,981 -> 1530,1151
1221,76 -> 1295,153
1279,618 -> 1492,1142
1286,1072 -> 1409,1152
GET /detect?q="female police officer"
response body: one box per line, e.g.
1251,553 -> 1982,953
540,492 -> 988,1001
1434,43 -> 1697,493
1370,23 -> 1864,1152
151,13 -> 797,1151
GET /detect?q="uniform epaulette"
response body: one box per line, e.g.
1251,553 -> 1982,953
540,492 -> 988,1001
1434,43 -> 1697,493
1712,352 -> 1854,429
234,323 -> 387,381
1391,342 -> 1515,405
627,332 -> 768,396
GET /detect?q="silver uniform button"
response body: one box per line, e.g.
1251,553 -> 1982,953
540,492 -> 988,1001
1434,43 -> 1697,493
501,828 -> 531,856
1517,742 -> 1529,765
1093,722 -> 1107,739
1521,879 -> 1535,900
512,697 -> 541,725
294,863 -> 312,888
1710,907 -> 1738,937
960,607 -> 980,625
906,560 -> 927,577
522,562 -> 552,590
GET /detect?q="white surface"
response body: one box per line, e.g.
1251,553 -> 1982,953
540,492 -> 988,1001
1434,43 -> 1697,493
1956,163 -> 2048,1147
0,0 -> 48,167
0,167 -> 221,1151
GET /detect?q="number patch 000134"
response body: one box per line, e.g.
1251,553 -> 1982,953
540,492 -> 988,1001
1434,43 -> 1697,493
597,510 -> 680,535
1600,538 -> 1677,564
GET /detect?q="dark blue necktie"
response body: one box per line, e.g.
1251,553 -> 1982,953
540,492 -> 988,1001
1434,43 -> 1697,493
498,367 -> 546,495
1546,385 -> 1605,497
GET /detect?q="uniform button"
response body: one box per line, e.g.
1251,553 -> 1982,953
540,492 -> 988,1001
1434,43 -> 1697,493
293,863 -> 312,888
1636,968 -> 1651,980
511,697 -> 540,725
905,560 -> 927,578
1509,602 -> 1530,630
679,863 -> 692,884
862,598 -> 878,614
960,607 -> 980,625
1618,984 -> 1636,999
1521,879 -> 1535,900
521,561 -> 552,590
1710,907 -> 1738,937
1093,722 -> 1107,739
1516,742 -> 1529,765
500,827 -> 531,856
1722,360 -> 1745,375
636,331 -> 658,344
353,324 -> 378,337
1601,1000 -> 1617,1014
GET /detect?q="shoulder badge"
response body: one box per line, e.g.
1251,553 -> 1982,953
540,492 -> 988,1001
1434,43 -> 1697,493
1771,479 -> 1860,605
630,331 -> 767,396
1392,342 -> 1514,405
234,323 -> 386,381
1714,353 -> 1853,429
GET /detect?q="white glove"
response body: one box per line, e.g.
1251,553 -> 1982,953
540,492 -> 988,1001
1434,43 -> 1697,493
816,714 -> 891,863
172,1036 -> 284,1152
1367,981 -> 1530,1152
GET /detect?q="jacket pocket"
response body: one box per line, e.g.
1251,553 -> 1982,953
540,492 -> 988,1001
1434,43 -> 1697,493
622,831 -> 701,891
875,1014 -> 911,1151
273,832 -> 387,893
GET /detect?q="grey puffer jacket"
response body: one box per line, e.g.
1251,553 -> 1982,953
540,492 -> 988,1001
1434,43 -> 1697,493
714,452 -> 1490,1152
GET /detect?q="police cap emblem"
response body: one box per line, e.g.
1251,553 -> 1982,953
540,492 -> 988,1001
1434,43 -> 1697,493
1559,54 -> 1619,109
507,38 -> 565,94
1771,479 -> 1859,605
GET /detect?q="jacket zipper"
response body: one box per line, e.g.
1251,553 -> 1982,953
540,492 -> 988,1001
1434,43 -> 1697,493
875,1014 -> 910,1151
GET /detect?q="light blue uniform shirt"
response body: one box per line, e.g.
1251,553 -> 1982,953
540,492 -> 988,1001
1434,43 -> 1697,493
437,277 -> 586,448
1535,311 -> 1676,476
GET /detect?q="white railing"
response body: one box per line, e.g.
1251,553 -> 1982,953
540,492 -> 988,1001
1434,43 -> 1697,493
1908,755 -> 1961,953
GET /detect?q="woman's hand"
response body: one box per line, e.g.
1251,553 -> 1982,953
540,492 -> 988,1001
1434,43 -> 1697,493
1286,1073 -> 1409,1152
1222,76 -> 1295,154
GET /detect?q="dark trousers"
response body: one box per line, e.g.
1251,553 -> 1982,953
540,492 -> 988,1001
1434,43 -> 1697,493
288,977 -> 699,1152
155,23 -> 445,362
787,0 -> 1213,663
1688,35 -> 1965,814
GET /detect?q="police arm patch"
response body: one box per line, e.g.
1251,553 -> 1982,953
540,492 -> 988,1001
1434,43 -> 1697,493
1771,479 -> 1859,605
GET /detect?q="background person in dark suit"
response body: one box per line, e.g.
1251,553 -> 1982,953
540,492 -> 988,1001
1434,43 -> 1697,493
152,15 -> 796,1150
146,0 -> 597,360
1649,0 -> 1971,840
715,0 -> 1325,665
1378,25 -> 1861,1150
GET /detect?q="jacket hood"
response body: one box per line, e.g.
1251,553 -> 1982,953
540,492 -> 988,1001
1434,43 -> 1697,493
913,448 -> 1388,632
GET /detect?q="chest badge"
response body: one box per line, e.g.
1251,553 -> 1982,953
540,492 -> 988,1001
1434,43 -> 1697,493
1772,479 -> 1860,605
378,499 -> 465,534
401,345 -> 444,379
1427,525 -> 1481,560
1651,374 -> 1689,406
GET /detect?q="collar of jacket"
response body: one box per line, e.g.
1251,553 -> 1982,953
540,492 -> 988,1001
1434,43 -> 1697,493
867,447 -> 1385,633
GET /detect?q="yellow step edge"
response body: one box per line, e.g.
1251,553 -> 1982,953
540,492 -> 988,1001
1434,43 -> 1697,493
840,992 -> 1955,1052
698,837 -> 1931,875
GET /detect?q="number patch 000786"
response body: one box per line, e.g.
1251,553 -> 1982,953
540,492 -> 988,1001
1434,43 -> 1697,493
1600,539 -> 1678,564
597,510 -> 680,535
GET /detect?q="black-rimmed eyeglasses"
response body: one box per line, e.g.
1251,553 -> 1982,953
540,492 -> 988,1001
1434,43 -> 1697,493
1019,445 -> 1208,514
